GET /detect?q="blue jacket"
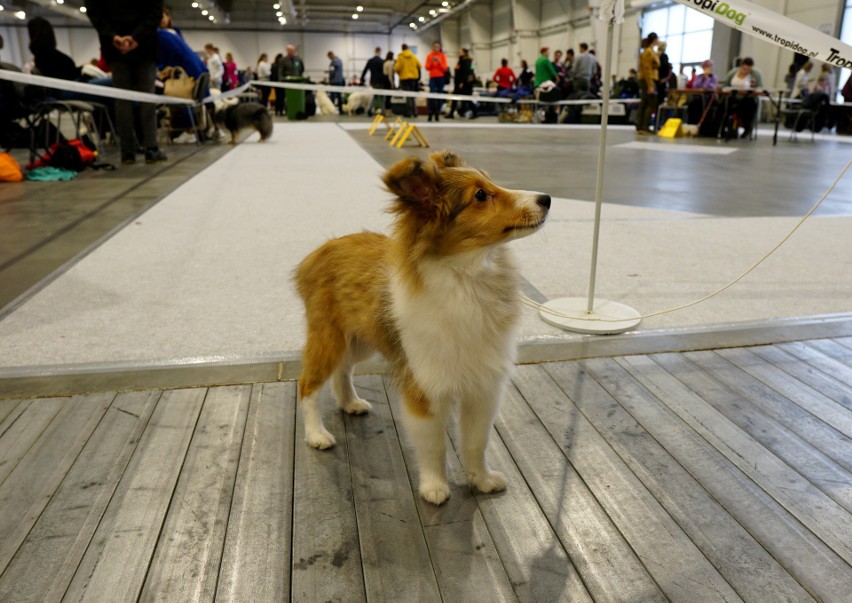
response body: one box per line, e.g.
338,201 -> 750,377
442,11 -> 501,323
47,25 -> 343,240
157,29 -> 208,80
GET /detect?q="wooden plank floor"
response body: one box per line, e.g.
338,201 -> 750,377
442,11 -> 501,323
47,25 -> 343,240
0,339 -> 851,602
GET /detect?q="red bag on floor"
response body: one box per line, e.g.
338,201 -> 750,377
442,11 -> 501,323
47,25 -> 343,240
28,138 -> 96,172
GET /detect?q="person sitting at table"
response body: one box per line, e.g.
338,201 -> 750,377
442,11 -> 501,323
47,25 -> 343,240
687,59 -> 717,125
790,61 -> 813,99
720,57 -> 763,139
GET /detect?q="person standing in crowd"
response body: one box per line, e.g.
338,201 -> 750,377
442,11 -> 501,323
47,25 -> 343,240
518,59 -> 534,90
270,53 -> 284,115
204,43 -> 223,89
656,41 -> 672,109
394,43 -> 421,118
360,46 -> 385,86
636,32 -> 660,135
223,52 -> 238,91
256,52 -> 271,108
572,43 -> 596,91
492,58 -> 516,92
382,51 -> 396,111
534,47 -> 557,88
360,47 -> 388,115
425,41 -> 448,121
326,50 -> 345,111
563,49 -> 575,77
551,49 -> 565,84
448,48 -> 476,119
86,0 -> 167,165
281,44 -> 304,78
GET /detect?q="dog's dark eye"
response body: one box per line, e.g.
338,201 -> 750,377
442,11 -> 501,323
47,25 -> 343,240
475,189 -> 488,202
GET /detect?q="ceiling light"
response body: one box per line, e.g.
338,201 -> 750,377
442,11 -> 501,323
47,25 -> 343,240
276,11 -> 282,16
192,2 -> 199,7
418,16 -> 425,22
429,9 -> 437,16
279,17 -> 286,24
15,10 -> 26,19
352,14 -> 359,19
201,10 -> 208,15
79,6 -> 87,12
209,15 -> 215,20
356,5 -> 363,11
56,0 -> 65,5
273,3 -> 281,8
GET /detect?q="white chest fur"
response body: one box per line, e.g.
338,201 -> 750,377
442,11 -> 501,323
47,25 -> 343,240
390,248 -> 521,402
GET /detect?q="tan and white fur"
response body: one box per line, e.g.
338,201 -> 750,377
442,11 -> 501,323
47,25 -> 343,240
315,89 -> 339,115
295,151 -> 550,505
342,90 -> 373,114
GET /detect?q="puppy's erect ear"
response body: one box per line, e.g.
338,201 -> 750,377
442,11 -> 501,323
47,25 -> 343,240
383,156 -> 440,206
429,150 -> 465,169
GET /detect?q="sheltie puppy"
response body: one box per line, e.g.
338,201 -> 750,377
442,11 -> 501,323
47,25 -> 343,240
295,150 -> 550,505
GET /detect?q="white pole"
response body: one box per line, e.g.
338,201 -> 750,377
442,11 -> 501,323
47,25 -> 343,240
538,2 -> 641,334
586,17 -> 616,314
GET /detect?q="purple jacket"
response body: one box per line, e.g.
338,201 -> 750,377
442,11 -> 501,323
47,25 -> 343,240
692,73 -> 718,90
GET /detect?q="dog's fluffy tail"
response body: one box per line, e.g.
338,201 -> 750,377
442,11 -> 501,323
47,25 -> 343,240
255,107 -> 273,141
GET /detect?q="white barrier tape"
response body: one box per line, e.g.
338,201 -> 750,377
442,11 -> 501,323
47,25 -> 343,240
0,69 -> 194,105
674,0 -> 852,68
200,82 -> 253,105
0,69 -> 254,108
253,79 -> 513,104
253,79 -> 642,107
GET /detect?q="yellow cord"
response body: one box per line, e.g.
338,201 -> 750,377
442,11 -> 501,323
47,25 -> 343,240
526,158 -> 852,323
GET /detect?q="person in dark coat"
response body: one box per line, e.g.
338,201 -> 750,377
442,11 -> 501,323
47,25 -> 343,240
360,47 -> 389,115
86,0 -> 166,165
27,17 -> 81,81
447,48 -> 476,119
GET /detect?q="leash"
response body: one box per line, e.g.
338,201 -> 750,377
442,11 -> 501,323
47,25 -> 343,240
526,158 -> 852,323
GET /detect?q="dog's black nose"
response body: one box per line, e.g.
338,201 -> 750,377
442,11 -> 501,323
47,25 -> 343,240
537,194 -> 551,209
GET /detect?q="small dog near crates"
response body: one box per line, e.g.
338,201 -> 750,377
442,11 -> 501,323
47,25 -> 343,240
295,150 -> 551,505
213,102 -> 273,144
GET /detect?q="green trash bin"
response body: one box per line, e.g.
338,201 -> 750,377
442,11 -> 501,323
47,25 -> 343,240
284,76 -> 306,120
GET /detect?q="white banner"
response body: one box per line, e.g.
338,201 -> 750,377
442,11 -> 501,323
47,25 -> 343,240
672,0 -> 852,68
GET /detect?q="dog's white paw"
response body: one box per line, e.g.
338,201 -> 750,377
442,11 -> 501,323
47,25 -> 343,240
470,470 -> 507,494
341,398 -> 372,415
305,427 -> 336,450
419,479 -> 451,505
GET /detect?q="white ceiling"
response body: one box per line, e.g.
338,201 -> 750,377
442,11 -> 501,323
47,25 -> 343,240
2,1 -> 465,34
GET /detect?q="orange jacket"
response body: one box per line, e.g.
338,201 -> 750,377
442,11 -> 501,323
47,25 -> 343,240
425,50 -> 448,79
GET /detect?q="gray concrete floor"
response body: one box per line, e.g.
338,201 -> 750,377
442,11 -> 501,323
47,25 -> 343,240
0,142 -> 231,310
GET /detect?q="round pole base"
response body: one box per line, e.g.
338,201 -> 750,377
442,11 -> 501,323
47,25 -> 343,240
539,297 -> 642,335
